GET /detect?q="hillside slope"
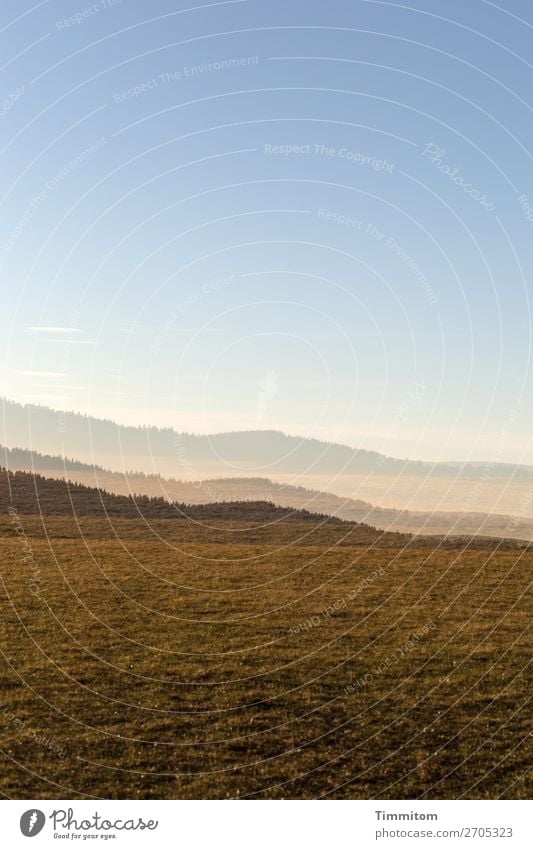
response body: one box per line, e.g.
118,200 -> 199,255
3,444 -> 533,541
0,467 -> 345,525
3,399 -> 532,478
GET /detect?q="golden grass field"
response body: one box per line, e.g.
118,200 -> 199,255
0,514 -> 530,799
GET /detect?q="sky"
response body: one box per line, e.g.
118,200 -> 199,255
1,0 -> 533,463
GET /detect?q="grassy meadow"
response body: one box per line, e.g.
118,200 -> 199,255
0,512 -> 530,800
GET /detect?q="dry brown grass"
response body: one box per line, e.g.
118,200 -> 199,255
19,465 -> 533,541
0,515 -> 530,799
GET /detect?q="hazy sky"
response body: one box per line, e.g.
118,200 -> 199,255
1,0 -> 533,462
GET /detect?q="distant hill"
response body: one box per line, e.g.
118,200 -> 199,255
0,467 -> 345,525
3,398 -> 532,479
3,467 -> 529,553
3,444 -> 533,541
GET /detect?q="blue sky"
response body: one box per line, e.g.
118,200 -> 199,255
1,0 -> 533,462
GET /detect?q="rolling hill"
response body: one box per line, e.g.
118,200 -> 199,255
0,467 -> 345,525
3,398 -> 532,479
3,443 -> 533,541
